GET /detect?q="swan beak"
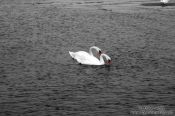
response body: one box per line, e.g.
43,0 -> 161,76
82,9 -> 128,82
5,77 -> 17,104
98,50 -> 102,56
107,60 -> 112,65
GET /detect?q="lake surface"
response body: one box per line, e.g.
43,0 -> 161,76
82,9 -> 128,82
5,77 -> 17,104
0,0 -> 175,115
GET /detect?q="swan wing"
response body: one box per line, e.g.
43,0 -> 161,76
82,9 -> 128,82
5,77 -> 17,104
69,51 -> 102,65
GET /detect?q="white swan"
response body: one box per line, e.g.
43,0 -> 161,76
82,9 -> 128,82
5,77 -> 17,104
69,46 -> 102,60
160,0 -> 169,4
69,51 -> 111,65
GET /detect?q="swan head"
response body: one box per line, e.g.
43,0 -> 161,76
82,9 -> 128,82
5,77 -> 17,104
101,53 -> 111,65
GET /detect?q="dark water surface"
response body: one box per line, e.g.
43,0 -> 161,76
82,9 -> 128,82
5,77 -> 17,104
0,0 -> 175,116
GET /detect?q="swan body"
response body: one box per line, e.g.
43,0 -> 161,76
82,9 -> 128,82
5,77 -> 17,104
69,52 -> 111,65
69,46 -> 101,61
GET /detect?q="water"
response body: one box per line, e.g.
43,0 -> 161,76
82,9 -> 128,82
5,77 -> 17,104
0,0 -> 175,116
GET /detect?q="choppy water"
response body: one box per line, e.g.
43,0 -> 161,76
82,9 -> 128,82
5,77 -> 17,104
0,0 -> 175,116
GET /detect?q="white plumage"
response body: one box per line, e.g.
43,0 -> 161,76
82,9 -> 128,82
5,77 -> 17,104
160,0 -> 169,4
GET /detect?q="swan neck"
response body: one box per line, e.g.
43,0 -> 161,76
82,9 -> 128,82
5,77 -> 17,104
99,54 -> 105,64
89,47 -> 94,56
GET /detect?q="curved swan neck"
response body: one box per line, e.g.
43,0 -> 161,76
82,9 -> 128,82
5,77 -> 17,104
89,47 -> 93,55
99,54 -> 105,64
89,46 -> 98,56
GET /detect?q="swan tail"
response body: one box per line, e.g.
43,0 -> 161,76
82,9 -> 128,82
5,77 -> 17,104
69,51 -> 75,59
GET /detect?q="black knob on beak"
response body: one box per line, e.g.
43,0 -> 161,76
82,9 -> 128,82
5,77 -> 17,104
99,50 -> 102,55
108,60 -> 111,64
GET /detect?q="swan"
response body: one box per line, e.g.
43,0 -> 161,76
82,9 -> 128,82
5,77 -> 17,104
69,46 -> 102,60
69,52 -> 111,65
